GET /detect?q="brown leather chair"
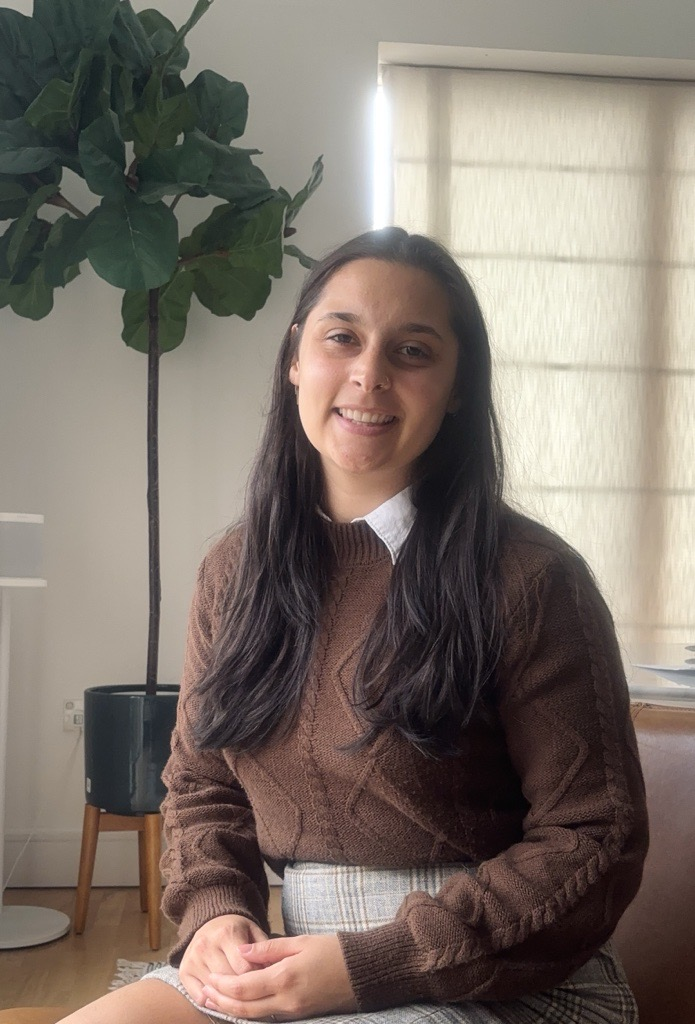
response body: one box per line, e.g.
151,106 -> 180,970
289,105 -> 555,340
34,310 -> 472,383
613,702 -> 695,1024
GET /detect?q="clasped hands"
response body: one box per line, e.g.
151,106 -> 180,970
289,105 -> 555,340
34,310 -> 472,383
179,913 -> 358,1020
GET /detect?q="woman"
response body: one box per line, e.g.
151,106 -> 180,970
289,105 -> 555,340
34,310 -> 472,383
63,228 -> 648,1023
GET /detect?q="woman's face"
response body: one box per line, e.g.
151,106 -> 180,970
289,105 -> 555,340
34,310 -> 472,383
289,258 -> 460,512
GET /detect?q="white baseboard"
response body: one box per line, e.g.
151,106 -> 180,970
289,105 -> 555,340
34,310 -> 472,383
4,830 -> 282,888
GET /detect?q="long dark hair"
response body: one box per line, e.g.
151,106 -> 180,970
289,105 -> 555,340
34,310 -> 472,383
193,227 -> 506,757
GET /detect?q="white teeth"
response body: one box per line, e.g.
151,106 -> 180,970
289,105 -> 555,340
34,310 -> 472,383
338,408 -> 395,425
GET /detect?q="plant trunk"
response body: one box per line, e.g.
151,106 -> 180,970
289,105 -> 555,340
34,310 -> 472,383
145,287 -> 161,696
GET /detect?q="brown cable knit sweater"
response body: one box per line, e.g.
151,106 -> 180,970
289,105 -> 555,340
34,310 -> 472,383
160,514 -> 648,1009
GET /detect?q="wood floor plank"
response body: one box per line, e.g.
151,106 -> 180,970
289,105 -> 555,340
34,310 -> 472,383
0,887 -> 283,1011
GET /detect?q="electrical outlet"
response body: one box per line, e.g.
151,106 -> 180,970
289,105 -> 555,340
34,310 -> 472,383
63,697 -> 84,732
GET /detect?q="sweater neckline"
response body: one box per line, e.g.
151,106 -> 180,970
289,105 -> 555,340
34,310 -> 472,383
323,519 -> 393,567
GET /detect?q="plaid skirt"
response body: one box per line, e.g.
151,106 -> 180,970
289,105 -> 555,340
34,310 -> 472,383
143,861 -> 637,1023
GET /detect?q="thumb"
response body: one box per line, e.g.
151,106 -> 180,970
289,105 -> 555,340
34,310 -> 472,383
237,936 -> 302,965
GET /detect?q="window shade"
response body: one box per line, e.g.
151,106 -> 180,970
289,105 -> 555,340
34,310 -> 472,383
383,64 -> 695,664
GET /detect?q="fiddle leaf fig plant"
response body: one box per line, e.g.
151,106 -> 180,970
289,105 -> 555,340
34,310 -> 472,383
0,0 -> 323,694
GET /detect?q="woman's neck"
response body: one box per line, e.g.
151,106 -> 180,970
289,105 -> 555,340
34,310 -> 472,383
322,472 -> 408,523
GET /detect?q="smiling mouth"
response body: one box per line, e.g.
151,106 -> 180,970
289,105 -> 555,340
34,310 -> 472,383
337,408 -> 396,425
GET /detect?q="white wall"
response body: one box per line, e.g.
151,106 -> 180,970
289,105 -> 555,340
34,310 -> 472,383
3,0 -> 695,887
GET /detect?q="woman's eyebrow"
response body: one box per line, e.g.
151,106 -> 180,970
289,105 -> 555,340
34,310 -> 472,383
317,312 -> 444,341
399,321 -> 444,341
317,311 -> 360,324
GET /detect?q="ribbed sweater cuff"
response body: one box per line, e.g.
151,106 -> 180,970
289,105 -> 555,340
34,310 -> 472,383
338,920 -> 431,1011
167,886 -> 269,966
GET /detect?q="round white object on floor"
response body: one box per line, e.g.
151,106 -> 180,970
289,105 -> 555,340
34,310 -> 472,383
0,905 -> 70,949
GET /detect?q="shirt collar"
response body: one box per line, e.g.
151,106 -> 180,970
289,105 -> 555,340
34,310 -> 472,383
351,487 -> 415,564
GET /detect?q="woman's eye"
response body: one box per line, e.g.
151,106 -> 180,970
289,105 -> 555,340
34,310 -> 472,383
328,332 -> 355,345
399,343 -> 430,361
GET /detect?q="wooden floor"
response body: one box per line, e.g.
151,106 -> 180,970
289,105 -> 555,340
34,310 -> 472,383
0,887 -> 283,1012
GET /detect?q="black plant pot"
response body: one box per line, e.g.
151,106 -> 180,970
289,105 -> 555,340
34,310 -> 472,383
84,684 -> 179,816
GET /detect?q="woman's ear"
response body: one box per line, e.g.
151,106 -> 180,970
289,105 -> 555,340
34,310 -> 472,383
289,324 -> 300,385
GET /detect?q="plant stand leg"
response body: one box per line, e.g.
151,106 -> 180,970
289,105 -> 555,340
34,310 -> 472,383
73,804 -> 101,935
143,812 -> 162,950
137,829 -> 147,913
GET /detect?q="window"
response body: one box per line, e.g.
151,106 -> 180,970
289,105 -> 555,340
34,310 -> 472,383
383,63 -> 695,668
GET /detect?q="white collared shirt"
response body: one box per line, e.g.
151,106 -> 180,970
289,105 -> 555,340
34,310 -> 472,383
351,487 -> 415,564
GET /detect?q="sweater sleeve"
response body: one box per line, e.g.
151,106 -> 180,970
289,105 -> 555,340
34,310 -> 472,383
160,549 -> 270,965
338,551 -> 649,1009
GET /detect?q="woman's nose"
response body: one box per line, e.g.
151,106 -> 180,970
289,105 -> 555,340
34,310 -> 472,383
349,350 -> 391,392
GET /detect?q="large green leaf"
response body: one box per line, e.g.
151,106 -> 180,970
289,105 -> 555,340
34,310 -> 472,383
29,164 -> 63,188
24,49 -> 108,155
162,73 -> 186,101
121,0 -> 208,144
137,10 -> 189,74
0,217 -> 33,277
186,129 -> 275,208
85,194 -> 179,291
24,77 -> 74,137
137,10 -> 177,38
154,87 -> 194,153
0,164 -> 63,220
110,2 -> 156,75
73,48 -> 112,130
285,155 -> 324,228
111,65 -> 135,133
33,0 -> 119,75
0,221 -> 10,278
0,9 -> 61,115
78,110 -> 126,198
50,144 -> 82,177
0,85 -> 24,121
42,211 -> 94,286
195,200 -> 285,278
0,215 -> 50,283
63,260 -> 80,287
0,180 -> 30,221
178,202 -> 226,259
187,71 -> 247,144
121,269 -> 195,352
137,133 -> 214,202
129,72 -> 194,159
128,73 -> 162,158
179,202 -> 267,259
8,261 -> 53,318
6,183 -> 57,270
192,257 -> 271,320
0,119 -> 62,173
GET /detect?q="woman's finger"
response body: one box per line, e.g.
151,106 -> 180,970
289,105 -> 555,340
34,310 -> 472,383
179,966 -> 206,1004
201,965 -> 283,1019
237,937 -> 302,966
219,942 -> 263,975
181,947 -> 258,1005
202,947 -> 239,976
180,947 -> 237,1000
201,934 -> 356,1020
201,986 -> 277,1021
218,919 -> 272,974
206,966 -> 277,1003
